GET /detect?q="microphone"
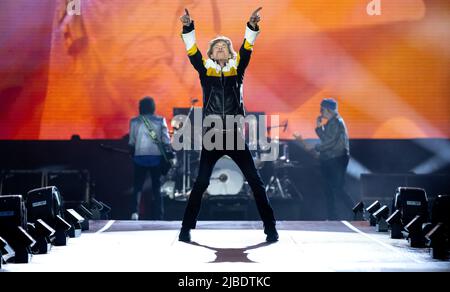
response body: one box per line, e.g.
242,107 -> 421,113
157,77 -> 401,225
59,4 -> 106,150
283,120 -> 288,132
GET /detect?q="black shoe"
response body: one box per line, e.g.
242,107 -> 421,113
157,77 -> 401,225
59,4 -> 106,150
178,228 -> 191,242
264,227 -> 279,243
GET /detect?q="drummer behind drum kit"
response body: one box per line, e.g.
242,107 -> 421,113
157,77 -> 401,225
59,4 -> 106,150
161,109 -> 303,201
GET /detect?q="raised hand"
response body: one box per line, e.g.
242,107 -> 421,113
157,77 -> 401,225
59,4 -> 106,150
293,132 -> 303,141
249,7 -> 262,29
180,8 -> 192,26
316,116 -> 324,128
293,132 -> 316,154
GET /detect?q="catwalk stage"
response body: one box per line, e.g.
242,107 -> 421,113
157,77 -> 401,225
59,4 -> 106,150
2,220 -> 449,272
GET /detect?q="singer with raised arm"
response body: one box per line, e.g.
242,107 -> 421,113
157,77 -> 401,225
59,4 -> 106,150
178,8 -> 278,243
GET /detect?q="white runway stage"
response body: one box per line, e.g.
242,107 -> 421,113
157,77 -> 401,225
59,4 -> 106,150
2,221 -> 449,272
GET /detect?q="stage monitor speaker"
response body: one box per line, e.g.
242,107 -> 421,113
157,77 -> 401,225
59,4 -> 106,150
394,187 -> 429,226
0,195 -> 28,233
0,195 -> 35,263
26,186 -> 64,225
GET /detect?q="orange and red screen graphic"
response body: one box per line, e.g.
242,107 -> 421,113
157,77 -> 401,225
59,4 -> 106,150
0,0 -> 449,139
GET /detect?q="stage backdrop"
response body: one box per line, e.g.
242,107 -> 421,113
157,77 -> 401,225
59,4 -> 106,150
0,0 -> 449,140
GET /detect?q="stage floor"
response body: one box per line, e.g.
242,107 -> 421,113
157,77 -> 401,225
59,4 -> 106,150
2,221 -> 449,272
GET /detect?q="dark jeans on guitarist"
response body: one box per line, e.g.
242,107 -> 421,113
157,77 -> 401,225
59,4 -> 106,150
320,154 -> 353,220
131,164 -> 164,220
181,131 -> 276,230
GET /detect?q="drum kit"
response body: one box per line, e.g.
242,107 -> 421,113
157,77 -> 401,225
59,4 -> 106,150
264,143 -> 304,200
162,118 -> 304,201
207,156 -> 244,196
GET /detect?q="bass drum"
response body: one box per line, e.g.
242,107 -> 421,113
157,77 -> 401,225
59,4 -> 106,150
207,156 -> 244,196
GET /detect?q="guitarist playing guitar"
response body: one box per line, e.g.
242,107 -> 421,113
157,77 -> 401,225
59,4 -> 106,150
128,97 -> 172,221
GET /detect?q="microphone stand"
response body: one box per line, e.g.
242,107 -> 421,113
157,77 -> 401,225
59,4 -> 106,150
181,98 -> 198,197
266,120 -> 288,134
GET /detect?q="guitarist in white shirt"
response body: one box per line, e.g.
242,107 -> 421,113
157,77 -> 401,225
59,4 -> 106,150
129,97 -> 171,220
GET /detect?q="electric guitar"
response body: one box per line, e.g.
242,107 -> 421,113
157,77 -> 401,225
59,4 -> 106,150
100,143 -> 177,176
99,144 -> 130,155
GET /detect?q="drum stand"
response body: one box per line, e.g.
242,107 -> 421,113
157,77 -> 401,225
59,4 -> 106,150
180,100 -> 197,197
264,143 -> 304,200
265,167 -> 287,198
265,166 -> 304,200
171,149 -> 193,200
182,150 -> 192,196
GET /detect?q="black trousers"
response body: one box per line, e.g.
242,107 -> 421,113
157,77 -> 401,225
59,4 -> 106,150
131,164 -> 163,220
320,155 -> 353,220
181,138 -> 276,229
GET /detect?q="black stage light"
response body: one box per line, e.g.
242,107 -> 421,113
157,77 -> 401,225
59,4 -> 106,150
393,187 -> 429,226
431,195 -> 450,240
0,195 -> 27,232
425,223 -> 448,260
87,198 -> 111,220
54,215 -> 71,246
27,219 -> 55,254
12,226 -> 36,263
373,205 -> 389,232
76,204 -> 93,231
431,195 -> 450,223
352,201 -> 364,221
81,201 -> 98,219
64,209 -> 84,238
0,195 -> 35,263
427,195 -> 450,259
26,186 -> 64,226
0,237 -> 15,267
404,215 -> 426,248
386,210 -> 403,239
366,200 -> 381,226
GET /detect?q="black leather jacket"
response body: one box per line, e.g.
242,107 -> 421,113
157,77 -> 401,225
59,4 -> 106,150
315,114 -> 350,160
182,22 -> 260,120
202,70 -> 243,118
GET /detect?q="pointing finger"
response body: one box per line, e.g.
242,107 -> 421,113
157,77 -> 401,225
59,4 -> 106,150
252,7 -> 262,16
